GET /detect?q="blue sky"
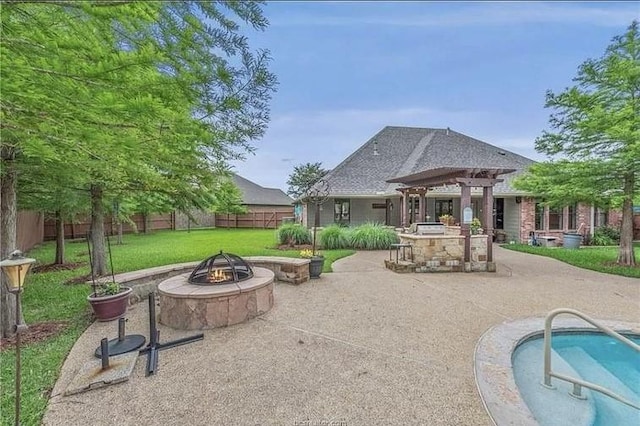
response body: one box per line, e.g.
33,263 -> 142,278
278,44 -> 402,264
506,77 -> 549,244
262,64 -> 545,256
230,1 -> 639,191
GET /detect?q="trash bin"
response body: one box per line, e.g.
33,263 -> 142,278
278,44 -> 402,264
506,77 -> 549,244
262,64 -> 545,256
563,232 -> 582,249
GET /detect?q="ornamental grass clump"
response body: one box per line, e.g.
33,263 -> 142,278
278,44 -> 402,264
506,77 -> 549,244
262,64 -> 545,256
276,223 -> 312,246
349,222 -> 399,250
320,224 -> 351,249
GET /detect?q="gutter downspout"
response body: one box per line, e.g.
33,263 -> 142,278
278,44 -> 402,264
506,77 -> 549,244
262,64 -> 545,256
590,205 -> 595,237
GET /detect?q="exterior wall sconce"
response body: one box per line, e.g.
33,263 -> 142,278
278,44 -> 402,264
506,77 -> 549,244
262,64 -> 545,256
515,196 -> 522,204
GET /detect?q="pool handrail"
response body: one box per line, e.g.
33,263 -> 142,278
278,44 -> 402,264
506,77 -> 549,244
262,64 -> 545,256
543,308 -> 640,410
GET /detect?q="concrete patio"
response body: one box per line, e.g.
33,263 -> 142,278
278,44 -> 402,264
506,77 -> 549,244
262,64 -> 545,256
43,246 -> 639,426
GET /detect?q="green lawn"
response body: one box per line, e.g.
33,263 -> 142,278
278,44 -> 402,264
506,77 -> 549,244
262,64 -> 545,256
0,228 -> 354,426
502,242 -> 640,278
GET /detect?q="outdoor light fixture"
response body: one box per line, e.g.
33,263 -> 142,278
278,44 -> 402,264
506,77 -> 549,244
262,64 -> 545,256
0,249 -> 36,426
1,250 -> 35,293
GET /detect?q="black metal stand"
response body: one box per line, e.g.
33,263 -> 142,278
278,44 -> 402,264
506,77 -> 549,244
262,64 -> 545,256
94,318 -> 146,358
139,292 -> 204,376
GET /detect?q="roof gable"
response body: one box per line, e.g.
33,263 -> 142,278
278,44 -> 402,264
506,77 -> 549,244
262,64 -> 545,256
321,126 -> 534,196
231,174 -> 293,206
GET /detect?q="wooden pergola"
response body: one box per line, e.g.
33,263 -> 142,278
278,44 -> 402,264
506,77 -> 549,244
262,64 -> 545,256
387,167 -> 515,268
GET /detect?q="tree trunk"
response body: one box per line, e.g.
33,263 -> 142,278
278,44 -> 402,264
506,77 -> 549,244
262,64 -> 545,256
0,149 -> 23,338
617,173 -> 636,266
89,184 -> 107,276
117,221 -> 123,245
54,210 -> 65,264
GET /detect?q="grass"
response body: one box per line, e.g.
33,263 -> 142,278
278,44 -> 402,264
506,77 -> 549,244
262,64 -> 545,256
0,228 -> 355,426
502,242 -> 640,278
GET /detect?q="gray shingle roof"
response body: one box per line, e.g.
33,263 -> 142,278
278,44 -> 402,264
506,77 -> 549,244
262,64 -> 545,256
321,126 -> 534,196
231,174 -> 293,206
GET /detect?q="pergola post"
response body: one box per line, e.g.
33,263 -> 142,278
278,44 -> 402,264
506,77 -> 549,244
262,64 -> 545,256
460,184 -> 471,271
401,191 -> 409,228
483,186 -> 495,271
418,192 -> 426,223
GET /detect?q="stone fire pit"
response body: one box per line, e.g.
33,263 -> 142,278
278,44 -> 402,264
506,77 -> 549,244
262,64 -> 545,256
157,252 -> 274,330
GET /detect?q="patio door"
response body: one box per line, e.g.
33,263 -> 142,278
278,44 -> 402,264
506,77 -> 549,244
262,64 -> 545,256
435,199 -> 453,221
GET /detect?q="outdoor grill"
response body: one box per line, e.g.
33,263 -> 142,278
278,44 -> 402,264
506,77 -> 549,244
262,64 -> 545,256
415,222 -> 446,235
188,251 -> 254,285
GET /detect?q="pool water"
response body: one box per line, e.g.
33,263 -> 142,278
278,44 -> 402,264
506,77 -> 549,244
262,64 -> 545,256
513,331 -> 640,426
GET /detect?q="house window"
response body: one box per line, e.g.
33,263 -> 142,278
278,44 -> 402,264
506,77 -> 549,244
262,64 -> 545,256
535,200 -> 545,230
494,198 -> 504,229
549,206 -> 563,230
568,204 -> 578,230
334,199 -> 350,225
435,199 -> 453,221
596,208 -> 608,227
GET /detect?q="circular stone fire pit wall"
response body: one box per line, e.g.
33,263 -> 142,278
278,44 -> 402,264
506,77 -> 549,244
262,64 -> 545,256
158,267 -> 274,330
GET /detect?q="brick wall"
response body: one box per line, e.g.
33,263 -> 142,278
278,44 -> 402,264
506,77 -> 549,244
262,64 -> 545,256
519,200 -> 594,243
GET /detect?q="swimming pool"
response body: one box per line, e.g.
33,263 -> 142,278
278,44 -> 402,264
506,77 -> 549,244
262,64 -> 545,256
474,317 -> 640,426
513,331 -> 640,426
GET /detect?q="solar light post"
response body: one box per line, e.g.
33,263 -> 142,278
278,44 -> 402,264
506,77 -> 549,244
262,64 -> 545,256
0,250 -> 36,426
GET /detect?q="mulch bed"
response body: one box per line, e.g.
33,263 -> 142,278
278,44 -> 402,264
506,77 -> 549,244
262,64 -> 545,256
277,244 -> 314,251
0,321 -> 69,351
65,274 -> 93,285
32,262 -> 85,274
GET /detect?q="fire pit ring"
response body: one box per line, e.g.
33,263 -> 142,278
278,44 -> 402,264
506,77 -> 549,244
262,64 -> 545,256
157,252 -> 274,330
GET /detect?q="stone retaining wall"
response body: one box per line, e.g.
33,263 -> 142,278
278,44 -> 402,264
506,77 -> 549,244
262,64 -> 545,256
95,257 -> 311,304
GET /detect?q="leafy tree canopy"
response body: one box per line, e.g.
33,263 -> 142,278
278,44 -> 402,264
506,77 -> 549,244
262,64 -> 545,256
514,20 -> 639,265
286,162 -> 329,200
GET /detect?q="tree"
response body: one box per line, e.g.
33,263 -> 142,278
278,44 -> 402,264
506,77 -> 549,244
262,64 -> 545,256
210,176 -> 248,228
0,1 -> 276,337
515,21 -> 639,266
286,162 -> 329,200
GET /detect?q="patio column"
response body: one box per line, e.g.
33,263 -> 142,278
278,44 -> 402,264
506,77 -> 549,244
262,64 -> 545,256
460,184 -> 471,271
418,192 -> 426,222
483,186 -> 494,269
401,191 -> 409,227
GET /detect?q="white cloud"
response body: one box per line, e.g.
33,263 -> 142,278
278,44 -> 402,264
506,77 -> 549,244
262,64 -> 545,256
271,3 -> 638,28
231,107 -> 542,190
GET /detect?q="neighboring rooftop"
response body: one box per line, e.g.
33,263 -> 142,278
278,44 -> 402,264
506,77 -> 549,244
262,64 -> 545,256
321,126 -> 535,196
231,173 -> 293,206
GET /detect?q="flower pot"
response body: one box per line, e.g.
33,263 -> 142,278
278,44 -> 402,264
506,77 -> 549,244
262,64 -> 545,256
563,232 -> 582,249
87,286 -> 132,321
309,256 -> 325,279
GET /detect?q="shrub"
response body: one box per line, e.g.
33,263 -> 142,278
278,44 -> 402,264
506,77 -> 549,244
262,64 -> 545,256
591,225 -> 620,246
276,223 -> 311,246
320,224 -> 351,249
349,222 -> 399,250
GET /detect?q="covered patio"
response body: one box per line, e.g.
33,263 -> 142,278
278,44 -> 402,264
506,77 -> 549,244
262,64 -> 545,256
387,167 -> 515,272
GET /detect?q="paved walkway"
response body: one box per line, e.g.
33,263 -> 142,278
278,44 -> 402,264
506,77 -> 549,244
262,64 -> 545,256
43,246 -> 639,426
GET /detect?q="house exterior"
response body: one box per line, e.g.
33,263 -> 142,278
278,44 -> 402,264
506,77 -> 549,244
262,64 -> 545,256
303,126 -> 625,243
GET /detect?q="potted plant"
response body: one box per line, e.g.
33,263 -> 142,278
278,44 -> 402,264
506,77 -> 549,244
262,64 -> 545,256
87,281 -> 132,322
439,214 -> 455,226
470,218 -> 483,235
301,249 -> 324,279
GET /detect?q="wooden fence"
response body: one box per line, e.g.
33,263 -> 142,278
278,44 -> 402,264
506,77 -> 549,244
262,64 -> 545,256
214,210 -> 294,229
17,211 -> 44,251
43,213 -> 175,240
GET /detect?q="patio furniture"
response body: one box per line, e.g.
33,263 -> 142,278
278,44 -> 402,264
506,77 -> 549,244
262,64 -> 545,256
389,243 -> 413,262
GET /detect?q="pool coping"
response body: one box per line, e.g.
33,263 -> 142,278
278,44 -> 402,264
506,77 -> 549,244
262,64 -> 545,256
474,316 -> 640,426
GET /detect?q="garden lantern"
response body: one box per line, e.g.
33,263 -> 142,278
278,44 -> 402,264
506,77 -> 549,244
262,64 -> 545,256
1,249 -> 36,426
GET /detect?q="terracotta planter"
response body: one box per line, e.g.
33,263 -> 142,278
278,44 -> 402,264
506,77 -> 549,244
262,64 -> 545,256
87,286 -> 132,322
309,256 -> 325,279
